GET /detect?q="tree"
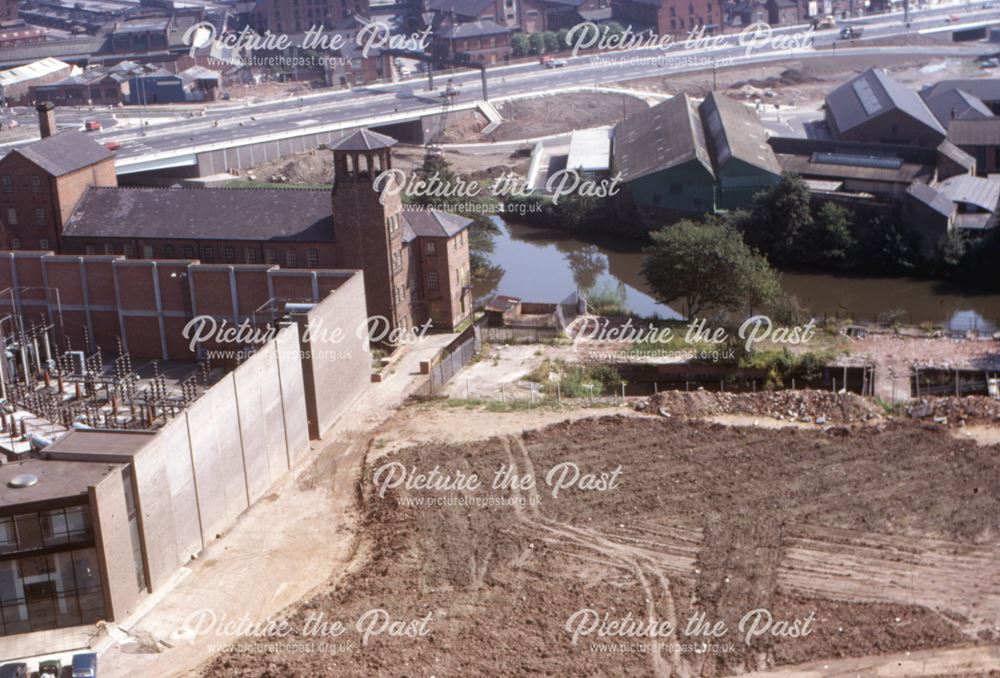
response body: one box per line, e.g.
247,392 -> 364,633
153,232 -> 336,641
511,33 -> 530,56
641,220 -> 782,319
543,31 -> 559,53
809,202 -> 855,267
528,33 -> 545,55
739,172 -> 813,264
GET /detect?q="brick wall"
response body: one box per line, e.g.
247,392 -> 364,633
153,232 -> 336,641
0,154 -> 115,251
0,251 -> 365,360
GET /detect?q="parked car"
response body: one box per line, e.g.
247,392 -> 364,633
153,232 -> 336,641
38,660 -> 61,678
72,652 -> 98,678
839,26 -> 863,39
103,141 -> 121,151
946,14 -> 961,21
84,119 -> 102,132
812,15 -> 836,29
0,663 -> 27,678
981,57 -> 999,68
545,58 -> 568,68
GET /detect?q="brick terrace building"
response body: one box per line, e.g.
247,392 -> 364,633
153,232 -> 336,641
432,19 -> 512,64
0,0 -> 17,24
0,105 -> 117,252
0,110 -> 473,332
250,0 -> 371,34
613,0 -> 722,38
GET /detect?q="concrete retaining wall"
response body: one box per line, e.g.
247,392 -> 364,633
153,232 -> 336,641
131,323 -> 310,591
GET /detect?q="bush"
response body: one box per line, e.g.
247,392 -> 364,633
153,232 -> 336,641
582,281 -> 630,315
526,359 -> 622,396
740,349 -> 839,389
511,33 -> 530,56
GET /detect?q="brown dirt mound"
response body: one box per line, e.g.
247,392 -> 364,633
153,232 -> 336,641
641,389 -> 885,424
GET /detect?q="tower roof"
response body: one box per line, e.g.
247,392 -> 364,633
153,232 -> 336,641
332,129 -> 398,151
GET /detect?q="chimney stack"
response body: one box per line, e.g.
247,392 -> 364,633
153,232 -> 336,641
36,102 -> 56,139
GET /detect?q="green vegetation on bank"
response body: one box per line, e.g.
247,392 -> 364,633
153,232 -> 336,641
738,348 -> 843,390
524,359 -> 623,397
510,172 -> 1000,291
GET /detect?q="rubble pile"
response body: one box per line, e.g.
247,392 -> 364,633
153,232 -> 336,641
640,389 -> 884,424
906,396 -> 1000,426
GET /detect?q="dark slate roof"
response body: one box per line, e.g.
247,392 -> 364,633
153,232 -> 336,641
401,209 -> 472,242
612,94 -> 713,183
700,92 -> 782,175
923,79 -> 1000,104
825,68 -> 945,138
922,88 -> 993,125
427,0 -> 497,17
8,131 -> 113,177
437,18 -> 510,38
332,129 -> 398,151
906,181 -> 954,218
62,187 -> 335,242
948,118 -> 1000,146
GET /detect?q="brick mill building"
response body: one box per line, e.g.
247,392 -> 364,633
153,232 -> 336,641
0,108 -> 474,332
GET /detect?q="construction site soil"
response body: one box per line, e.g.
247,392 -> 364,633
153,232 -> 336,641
206,394 -> 1000,677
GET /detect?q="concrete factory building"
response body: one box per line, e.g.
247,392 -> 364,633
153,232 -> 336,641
0,254 -> 371,639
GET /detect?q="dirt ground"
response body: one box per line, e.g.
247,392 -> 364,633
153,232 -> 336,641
204,399 -> 1000,677
620,47 -> 983,110
239,142 -> 531,185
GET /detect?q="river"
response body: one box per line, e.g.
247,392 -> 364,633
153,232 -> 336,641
473,221 -> 1000,332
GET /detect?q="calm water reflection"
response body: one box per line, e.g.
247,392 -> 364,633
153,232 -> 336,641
474,221 -> 1000,331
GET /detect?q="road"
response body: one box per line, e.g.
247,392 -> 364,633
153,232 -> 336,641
0,2 -> 996,164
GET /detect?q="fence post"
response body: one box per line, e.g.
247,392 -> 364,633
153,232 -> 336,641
654,382 -> 658,394
501,382 -> 505,403
621,382 -> 626,402
720,380 -> 724,392
466,380 -> 470,400
832,377 -> 836,393
557,381 -> 561,404
792,378 -> 795,391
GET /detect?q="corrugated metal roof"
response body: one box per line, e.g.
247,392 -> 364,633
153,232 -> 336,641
948,118 -> 1000,146
0,57 -> 74,87
935,175 -> 1000,213
936,140 -> 976,169
907,181 -> 955,218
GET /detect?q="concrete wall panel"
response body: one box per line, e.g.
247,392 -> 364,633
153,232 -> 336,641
186,373 -> 248,540
90,469 -> 142,620
275,324 -> 310,464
